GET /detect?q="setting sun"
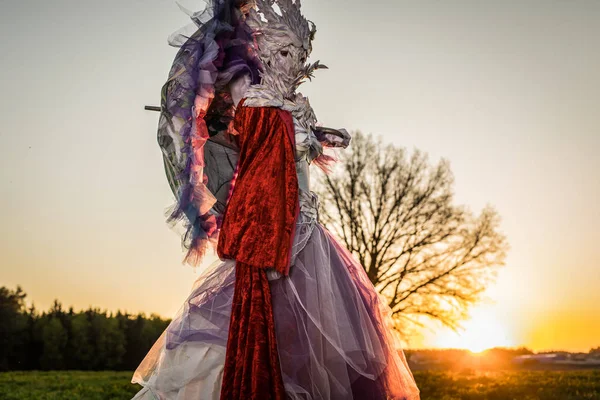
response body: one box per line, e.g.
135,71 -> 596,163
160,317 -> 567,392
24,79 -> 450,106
434,306 -> 515,352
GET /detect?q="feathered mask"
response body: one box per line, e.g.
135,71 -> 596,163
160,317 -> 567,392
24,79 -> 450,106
246,0 -> 327,96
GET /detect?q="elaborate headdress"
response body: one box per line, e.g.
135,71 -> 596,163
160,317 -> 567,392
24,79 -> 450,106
246,0 -> 326,98
247,0 -> 316,54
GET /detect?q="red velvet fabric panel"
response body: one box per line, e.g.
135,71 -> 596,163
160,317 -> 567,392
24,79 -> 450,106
217,100 -> 299,275
219,262 -> 286,400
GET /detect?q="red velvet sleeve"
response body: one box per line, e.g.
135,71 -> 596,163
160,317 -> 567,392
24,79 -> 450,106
217,100 -> 299,275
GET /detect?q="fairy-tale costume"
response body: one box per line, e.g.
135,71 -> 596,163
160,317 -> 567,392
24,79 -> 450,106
131,1 -> 420,399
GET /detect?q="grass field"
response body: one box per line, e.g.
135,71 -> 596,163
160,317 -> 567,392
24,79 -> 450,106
0,370 -> 599,399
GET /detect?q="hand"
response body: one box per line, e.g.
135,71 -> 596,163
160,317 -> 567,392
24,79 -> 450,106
229,73 -> 252,107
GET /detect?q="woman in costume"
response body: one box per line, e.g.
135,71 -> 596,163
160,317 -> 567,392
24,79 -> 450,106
132,0 -> 420,399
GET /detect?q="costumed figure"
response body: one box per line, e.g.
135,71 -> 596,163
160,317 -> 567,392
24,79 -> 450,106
132,0 -> 420,399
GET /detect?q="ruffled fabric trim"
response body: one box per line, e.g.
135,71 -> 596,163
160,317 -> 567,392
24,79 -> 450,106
157,0 -> 261,266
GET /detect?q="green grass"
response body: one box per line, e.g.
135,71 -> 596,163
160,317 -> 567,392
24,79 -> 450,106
0,370 -> 599,399
413,370 -> 600,400
0,371 -> 138,400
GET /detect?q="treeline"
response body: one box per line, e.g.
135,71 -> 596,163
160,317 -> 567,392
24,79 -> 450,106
0,286 -> 169,372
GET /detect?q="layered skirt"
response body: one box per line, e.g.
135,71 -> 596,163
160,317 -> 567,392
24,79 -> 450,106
132,194 -> 420,400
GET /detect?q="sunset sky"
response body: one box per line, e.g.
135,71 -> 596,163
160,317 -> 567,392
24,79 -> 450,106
1,0 -> 598,352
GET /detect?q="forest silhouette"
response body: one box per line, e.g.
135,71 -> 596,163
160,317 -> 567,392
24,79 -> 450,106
0,286 -> 169,371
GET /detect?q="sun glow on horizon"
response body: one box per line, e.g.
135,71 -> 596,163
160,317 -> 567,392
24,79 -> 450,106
434,306 -> 515,353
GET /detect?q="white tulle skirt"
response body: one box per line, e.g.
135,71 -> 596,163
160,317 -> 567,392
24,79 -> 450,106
131,224 -> 420,400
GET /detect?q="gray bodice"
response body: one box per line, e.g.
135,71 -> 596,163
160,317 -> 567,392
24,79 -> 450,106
293,113 -> 323,193
296,159 -> 311,193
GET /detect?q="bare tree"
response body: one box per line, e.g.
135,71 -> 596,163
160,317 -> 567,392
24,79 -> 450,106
318,132 -> 508,331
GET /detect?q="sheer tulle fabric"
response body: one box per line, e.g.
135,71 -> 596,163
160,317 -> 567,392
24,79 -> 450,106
132,225 -> 419,400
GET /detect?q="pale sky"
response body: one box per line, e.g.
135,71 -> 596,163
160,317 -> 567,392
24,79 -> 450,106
1,0 -> 599,351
